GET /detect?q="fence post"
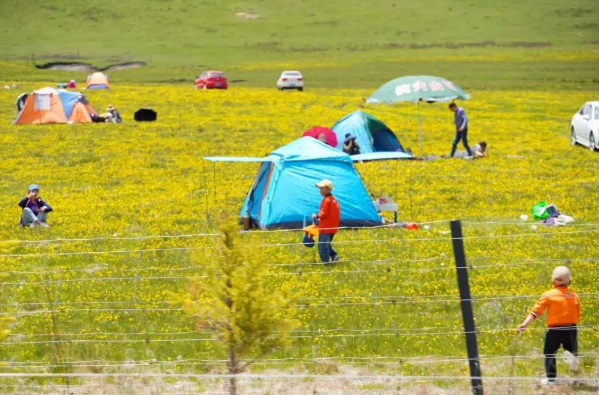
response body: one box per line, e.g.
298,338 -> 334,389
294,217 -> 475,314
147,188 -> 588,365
450,220 -> 483,395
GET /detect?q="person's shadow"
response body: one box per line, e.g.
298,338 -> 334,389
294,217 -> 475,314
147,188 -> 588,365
572,382 -> 599,393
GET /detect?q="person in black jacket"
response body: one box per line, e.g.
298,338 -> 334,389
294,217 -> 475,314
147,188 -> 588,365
18,184 -> 53,228
342,133 -> 361,155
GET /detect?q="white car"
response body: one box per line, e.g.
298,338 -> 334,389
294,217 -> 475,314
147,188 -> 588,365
277,71 -> 304,91
571,101 -> 599,151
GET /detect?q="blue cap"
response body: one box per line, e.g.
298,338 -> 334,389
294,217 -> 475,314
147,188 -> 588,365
28,184 -> 40,191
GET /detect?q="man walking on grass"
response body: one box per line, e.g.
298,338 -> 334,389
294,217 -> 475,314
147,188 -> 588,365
449,102 -> 472,157
312,179 -> 340,264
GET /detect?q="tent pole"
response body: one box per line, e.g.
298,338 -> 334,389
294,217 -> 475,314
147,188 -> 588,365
417,100 -> 423,157
408,157 -> 413,221
202,158 -> 209,225
394,160 -> 399,223
213,163 -> 217,216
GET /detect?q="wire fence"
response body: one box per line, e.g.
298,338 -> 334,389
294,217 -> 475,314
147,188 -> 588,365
1,221 -> 597,394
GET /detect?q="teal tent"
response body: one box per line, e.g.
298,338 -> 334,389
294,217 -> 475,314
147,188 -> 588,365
204,137 -> 411,229
331,110 -> 409,155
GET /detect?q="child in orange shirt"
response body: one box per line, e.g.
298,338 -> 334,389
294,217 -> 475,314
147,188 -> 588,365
517,266 -> 581,384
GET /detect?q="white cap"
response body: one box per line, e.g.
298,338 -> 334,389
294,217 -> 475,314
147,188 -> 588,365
552,266 -> 571,286
315,179 -> 333,190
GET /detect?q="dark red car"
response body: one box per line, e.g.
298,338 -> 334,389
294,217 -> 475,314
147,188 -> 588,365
195,71 -> 228,90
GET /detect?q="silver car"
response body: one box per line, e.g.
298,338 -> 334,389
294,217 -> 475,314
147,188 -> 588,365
571,101 -> 599,151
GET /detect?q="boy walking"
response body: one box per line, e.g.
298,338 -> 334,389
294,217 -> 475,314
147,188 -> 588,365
517,266 -> 581,384
312,179 -> 340,264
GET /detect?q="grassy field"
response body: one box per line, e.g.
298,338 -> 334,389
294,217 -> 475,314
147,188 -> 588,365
0,85 -> 598,394
1,0 -> 599,393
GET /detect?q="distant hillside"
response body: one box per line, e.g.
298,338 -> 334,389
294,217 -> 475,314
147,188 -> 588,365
1,0 -> 598,88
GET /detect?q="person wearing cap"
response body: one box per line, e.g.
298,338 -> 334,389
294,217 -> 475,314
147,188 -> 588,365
517,266 -> 581,384
311,179 -> 340,264
105,105 -> 122,123
342,133 -> 361,156
18,184 -> 53,228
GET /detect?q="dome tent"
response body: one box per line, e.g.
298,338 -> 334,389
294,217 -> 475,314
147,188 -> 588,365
13,87 -> 97,124
332,110 -> 408,155
204,137 -> 389,230
86,72 -> 109,89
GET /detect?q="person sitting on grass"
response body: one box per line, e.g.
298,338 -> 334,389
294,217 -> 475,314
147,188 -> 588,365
517,266 -> 580,385
18,184 -> 52,228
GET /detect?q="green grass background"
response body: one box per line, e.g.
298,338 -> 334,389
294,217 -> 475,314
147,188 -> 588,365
1,0 -> 598,89
1,1 -> 599,393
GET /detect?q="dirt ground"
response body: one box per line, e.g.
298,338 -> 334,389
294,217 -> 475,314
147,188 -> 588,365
4,376 -> 597,395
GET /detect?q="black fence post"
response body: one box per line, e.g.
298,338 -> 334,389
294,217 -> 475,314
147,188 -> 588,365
450,220 -> 483,395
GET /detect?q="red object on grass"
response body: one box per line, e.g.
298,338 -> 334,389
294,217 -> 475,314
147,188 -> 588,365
405,223 -> 418,230
302,126 -> 338,148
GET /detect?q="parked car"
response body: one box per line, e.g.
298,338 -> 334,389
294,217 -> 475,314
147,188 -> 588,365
277,71 -> 304,91
195,71 -> 228,90
571,101 -> 599,151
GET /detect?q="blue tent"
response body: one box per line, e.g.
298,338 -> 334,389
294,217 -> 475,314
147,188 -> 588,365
57,90 -> 89,119
13,87 -> 97,124
332,110 -> 407,155
205,137 -> 387,230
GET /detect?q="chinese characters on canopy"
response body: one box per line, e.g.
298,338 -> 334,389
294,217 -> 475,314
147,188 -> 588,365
394,80 -> 456,96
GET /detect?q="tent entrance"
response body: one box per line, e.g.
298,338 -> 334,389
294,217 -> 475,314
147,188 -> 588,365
245,162 -> 273,226
373,130 -> 404,152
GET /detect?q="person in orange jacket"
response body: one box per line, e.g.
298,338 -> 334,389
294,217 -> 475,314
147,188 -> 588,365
517,266 -> 581,384
312,179 -> 340,264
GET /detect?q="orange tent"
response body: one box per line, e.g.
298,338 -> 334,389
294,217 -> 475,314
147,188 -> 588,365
86,72 -> 109,89
14,87 -> 97,125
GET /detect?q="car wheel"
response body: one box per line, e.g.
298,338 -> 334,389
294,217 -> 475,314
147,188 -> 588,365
570,128 -> 577,146
590,133 -> 596,152
298,87 -> 303,92
278,87 -> 282,91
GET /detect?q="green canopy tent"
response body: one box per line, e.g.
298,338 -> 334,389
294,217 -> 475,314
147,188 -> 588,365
366,75 -> 470,156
